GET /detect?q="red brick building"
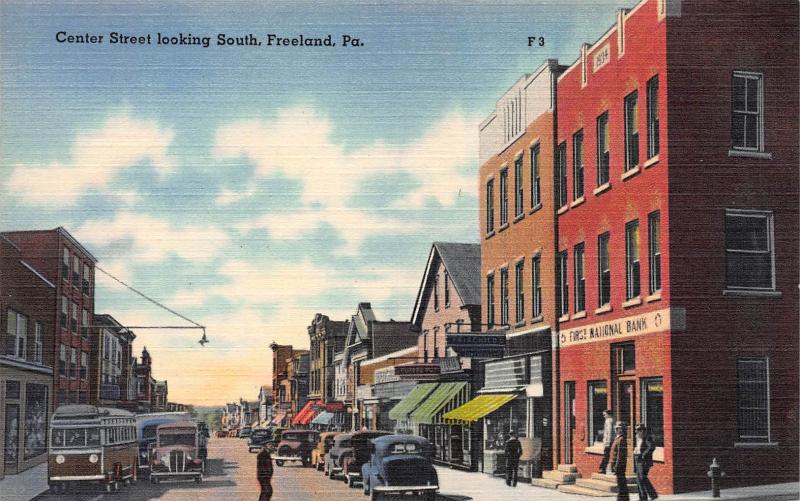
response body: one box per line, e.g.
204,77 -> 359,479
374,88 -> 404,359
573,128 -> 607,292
2,228 -> 97,406
554,0 -> 798,493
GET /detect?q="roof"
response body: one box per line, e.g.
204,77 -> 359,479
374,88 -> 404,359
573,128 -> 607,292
411,242 -> 481,326
157,420 -> 197,430
1,227 -> 98,263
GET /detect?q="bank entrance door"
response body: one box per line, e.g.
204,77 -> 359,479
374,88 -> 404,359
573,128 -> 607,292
611,342 -> 637,476
563,382 -> 576,464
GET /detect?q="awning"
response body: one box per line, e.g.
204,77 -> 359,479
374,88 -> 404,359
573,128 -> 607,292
311,411 -> 335,425
388,383 -> 439,421
442,394 -> 517,423
270,411 -> 286,426
410,382 -> 467,424
292,400 -> 322,426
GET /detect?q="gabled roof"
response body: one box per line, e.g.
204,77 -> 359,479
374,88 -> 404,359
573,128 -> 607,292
411,242 -> 481,326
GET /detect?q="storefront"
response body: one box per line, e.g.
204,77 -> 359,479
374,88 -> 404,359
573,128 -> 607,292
387,382 -> 437,434
409,382 -> 471,468
292,399 -> 323,428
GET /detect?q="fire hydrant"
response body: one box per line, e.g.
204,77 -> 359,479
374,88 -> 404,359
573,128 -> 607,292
707,457 -> 726,497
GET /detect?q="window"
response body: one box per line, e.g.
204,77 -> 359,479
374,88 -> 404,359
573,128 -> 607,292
588,381 -> 608,446
61,297 -> 68,329
626,220 -> 641,299
82,264 -> 91,295
81,309 -> 89,337
34,322 -> 44,364
499,168 -> 509,226
486,179 -> 495,234
613,343 -> 635,374
59,345 -> 67,376
531,255 -> 542,319
6,309 -> 28,358
530,144 -> 541,209
556,142 -> 568,208
433,327 -> 439,358
573,131 -> 584,200
80,352 -> 88,380
574,243 -> 585,313
648,211 -> 661,294
433,275 -> 440,311
598,233 -> 611,307
725,210 -> 775,290
72,256 -> 80,285
500,268 -> 509,326
514,156 -> 524,218
736,358 -> 769,442
647,76 -> 659,158
556,251 -> 569,317
71,303 -> 78,333
62,249 -> 70,281
444,271 -> 450,307
731,71 -> 763,151
624,91 -> 639,170
641,377 -> 664,447
597,112 -> 610,186
70,348 -> 78,377
486,274 -> 495,328
515,261 -> 525,324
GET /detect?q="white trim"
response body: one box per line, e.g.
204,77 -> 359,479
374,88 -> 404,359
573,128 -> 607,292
361,346 -> 417,367
644,155 -> 660,168
19,260 -> 56,288
593,182 -> 612,196
621,166 -> 641,181
736,357 -> 771,443
506,324 -> 551,339
0,355 -> 54,375
728,149 -> 772,160
731,70 -> 766,153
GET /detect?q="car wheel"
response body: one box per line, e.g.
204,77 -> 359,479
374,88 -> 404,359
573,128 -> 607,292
370,488 -> 380,501
275,460 -> 284,467
424,492 -> 436,501
195,475 -> 203,483
347,475 -> 355,488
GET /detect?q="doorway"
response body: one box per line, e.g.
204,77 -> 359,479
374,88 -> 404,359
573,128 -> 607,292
614,379 -> 636,475
563,381 -> 576,464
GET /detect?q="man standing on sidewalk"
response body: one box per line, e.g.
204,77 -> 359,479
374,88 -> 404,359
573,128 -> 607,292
599,409 -> 615,474
610,422 -> 629,501
257,445 -> 274,501
504,430 -> 523,487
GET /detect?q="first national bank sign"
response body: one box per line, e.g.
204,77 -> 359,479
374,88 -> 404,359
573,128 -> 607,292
559,308 -> 675,347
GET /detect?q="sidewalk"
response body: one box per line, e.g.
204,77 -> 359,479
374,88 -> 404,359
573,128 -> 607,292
434,466 -> 799,501
0,462 -> 49,501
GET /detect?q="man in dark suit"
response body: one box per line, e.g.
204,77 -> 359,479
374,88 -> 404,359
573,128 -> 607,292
256,445 -> 274,501
634,424 -> 658,500
609,422 -> 629,501
504,430 -> 523,487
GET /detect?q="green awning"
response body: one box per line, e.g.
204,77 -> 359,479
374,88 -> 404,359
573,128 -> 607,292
442,394 -> 517,423
388,383 -> 439,421
410,382 -> 467,425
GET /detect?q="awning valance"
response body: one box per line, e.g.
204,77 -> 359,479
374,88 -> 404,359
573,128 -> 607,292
311,411 -> 335,425
388,383 -> 438,421
410,382 -> 467,425
292,400 -> 323,426
442,394 -> 517,423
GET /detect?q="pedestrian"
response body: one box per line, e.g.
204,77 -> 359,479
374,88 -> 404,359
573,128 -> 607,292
504,430 -> 523,487
634,424 -> 658,500
609,422 -> 629,501
599,409 -> 615,474
256,445 -> 273,501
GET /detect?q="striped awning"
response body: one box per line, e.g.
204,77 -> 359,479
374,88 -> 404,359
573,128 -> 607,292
388,383 -> 438,421
292,400 -> 323,426
442,394 -> 517,423
270,411 -> 286,426
311,411 -> 334,425
409,382 -> 467,425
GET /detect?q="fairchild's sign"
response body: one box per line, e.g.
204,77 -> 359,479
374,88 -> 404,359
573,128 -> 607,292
559,308 -> 671,347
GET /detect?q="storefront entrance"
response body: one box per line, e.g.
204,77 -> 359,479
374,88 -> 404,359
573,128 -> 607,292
612,343 -> 637,476
563,381 -> 575,464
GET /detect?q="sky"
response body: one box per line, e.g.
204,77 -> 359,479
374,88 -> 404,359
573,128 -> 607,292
0,0 -> 633,406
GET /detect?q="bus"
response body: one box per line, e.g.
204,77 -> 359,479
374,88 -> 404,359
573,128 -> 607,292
48,405 -> 138,493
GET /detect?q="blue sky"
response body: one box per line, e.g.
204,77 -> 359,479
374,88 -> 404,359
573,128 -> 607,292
0,0 -> 632,405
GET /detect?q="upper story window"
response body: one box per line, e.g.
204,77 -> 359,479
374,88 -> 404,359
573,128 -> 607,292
731,71 -> 764,152
624,91 -> 639,170
647,76 -> 660,159
598,232 -> 611,307
556,251 -> 569,317
597,112 -> 610,186
530,144 -> 541,209
71,302 -> 78,334
625,220 -> 641,300
499,168 -> 509,226
59,345 -> 67,376
573,131 -> 584,200
514,260 -> 525,324
61,296 -> 68,329
574,243 -> 586,313
433,275 -> 440,311
648,211 -> 662,294
725,209 -> 775,291
6,309 -> 28,359
81,309 -> 89,337
444,271 -> 451,308
736,358 -> 770,442
514,155 -> 524,218
82,264 -> 91,295
34,322 -> 44,364
486,273 -> 495,329
72,256 -> 80,285
504,92 -> 523,143
486,179 -> 495,234
556,142 -> 568,208
62,249 -> 70,282
499,268 -> 509,326
531,255 -> 542,319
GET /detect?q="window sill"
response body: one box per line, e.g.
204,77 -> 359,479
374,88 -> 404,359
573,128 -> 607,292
498,223 -> 510,232
728,149 -> 773,160
595,304 -> 613,315
485,230 -> 495,240
530,315 -> 544,325
529,203 -> 542,215
570,196 -> 586,209
585,444 -> 605,455
514,213 -> 525,223
643,155 -> 659,168
571,311 -> 586,320
557,205 -> 569,215
558,314 -> 570,323
621,166 -> 641,181
514,321 -> 526,328
645,292 -> 662,303
722,289 -> 782,298
593,182 -> 611,196
622,296 -> 642,309
734,442 -> 779,448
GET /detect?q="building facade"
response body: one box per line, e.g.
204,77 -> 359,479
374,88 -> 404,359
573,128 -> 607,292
133,347 -> 156,413
307,313 -> 348,407
91,314 -> 136,408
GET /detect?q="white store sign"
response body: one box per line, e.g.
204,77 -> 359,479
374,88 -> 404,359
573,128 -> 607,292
559,308 -> 674,347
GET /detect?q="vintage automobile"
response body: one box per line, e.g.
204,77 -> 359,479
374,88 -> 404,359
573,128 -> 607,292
311,431 -> 341,470
135,411 -> 190,475
361,435 -> 438,501
215,430 -> 227,438
324,433 -> 353,479
342,430 -> 391,487
270,427 -> 287,448
238,426 -> 252,439
149,421 -> 204,484
248,429 -> 273,453
273,430 -> 319,467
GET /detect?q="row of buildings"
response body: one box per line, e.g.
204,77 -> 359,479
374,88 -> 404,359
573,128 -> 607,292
0,227 -> 184,479
259,0 -> 798,495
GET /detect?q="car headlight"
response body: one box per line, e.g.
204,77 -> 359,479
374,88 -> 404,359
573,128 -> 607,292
89,454 -> 99,464
56,454 -> 65,464
186,455 -> 192,461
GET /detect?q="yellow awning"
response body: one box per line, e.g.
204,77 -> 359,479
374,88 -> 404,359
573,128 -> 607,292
442,394 -> 516,423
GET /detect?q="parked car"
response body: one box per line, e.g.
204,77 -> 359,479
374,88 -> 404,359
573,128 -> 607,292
273,430 -> 319,467
324,433 -> 353,479
134,411 -> 190,476
312,432 -> 341,470
342,430 -> 391,487
248,429 -> 273,453
362,435 -> 438,501
270,427 -> 287,448
215,430 -> 227,438
238,426 -> 252,439
149,421 -> 204,484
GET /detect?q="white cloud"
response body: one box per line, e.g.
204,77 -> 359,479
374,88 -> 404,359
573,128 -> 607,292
6,112 -> 174,205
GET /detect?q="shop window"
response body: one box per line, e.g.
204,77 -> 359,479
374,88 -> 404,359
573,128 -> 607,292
573,130 -> 584,200
648,211 -> 661,294
597,112 -> 610,186
514,155 -> 524,218
640,377 -> 664,447
5,404 -> 20,465
588,381 -> 608,446
6,380 -> 21,400
531,255 -> 542,319
731,71 -> 763,151
5,309 -> 28,359
647,76 -> 660,158
574,243 -> 585,313
486,273 -> 495,328
499,268 -> 509,326
736,358 -> 769,442
24,384 -> 48,459
486,179 -> 495,234
598,233 -> 611,307
624,91 -> 639,170
626,220 -> 641,299
499,168 -> 509,226
556,251 -> 569,317
530,144 -> 541,209
556,142 -> 568,208
725,210 -> 775,291
515,260 -> 525,324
